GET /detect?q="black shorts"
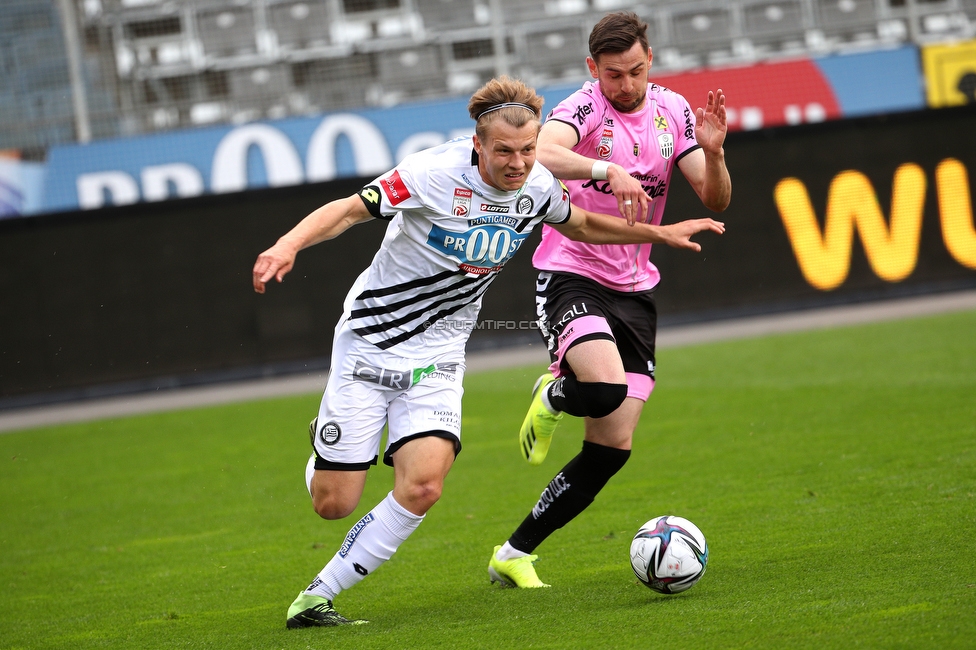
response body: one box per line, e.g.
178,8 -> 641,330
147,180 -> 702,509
535,271 -> 657,400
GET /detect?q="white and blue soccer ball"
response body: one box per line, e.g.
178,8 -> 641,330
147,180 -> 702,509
630,515 -> 708,594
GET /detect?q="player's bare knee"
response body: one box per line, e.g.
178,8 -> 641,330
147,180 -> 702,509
312,494 -> 357,520
401,480 -> 443,513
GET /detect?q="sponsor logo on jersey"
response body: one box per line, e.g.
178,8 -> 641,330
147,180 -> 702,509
319,421 -> 342,446
597,128 -> 614,159
453,187 -> 472,217
572,102 -> 594,125
634,143 -> 640,157
604,117 -> 614,128
480,203 -> 510,213
581,177 -> 667,199
459,263 -> 502,275
470,214 -> 518,227
353,359 -> 459,388
683,106 -> 695,140
658,133 -> 674,160
517,195 -> 534,215
338,512 -> 375,558
654,115 -> 669,130
381,170 -> 411,205
460,173 -> 486,197
427,222 -> 529,269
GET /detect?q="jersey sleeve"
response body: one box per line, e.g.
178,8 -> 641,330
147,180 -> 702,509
672,94 -> 701,162
541,179 -> 572,225
358,159 -> 427,220
545,86 -> 604,144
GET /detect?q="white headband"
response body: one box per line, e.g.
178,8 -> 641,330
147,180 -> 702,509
476,102 -> 537,120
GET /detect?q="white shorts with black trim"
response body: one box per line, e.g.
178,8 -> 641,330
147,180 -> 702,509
311,323 -> 465,470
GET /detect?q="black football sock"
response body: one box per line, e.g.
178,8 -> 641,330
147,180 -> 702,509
509,440 -> 631,553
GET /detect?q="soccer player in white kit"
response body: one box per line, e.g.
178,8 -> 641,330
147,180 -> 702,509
253,76 -> 724,627
489,12 -> 732,588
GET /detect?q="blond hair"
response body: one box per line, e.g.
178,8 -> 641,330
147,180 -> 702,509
468,76 -> 544,141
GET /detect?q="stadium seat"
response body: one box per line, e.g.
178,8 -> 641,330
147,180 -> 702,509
268,1 -> 331,50
195,5 -> 258,57
519,25 -> 589,81
414,0 -> 481,30
501,0 -> 550,23
813,0 -> 880,36
227,65 -> 293,103
377,46 -> 448,98
670,5 -> 735,51
742,1 -> 805,37
291,55 -> 373,109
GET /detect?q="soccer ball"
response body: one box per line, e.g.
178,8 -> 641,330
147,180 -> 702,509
630,515 -> 708,594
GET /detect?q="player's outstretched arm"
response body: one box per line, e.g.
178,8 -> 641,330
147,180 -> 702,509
252,195 -> 372,294
538,120 -> 649,226
552,204 -> 724,250
682,89 -> 731,213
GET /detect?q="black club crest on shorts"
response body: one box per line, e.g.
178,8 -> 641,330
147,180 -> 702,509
319,421 -> 341,446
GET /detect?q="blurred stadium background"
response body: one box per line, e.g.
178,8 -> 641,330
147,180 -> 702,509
3,0 -> 976,154
1,0 -> 975,408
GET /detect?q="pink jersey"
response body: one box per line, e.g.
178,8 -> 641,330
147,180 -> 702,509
533,81 -> 701,292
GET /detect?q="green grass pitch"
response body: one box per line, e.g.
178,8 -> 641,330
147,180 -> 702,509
2,309 -> 975,649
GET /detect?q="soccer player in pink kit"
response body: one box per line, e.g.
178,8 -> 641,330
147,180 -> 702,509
489,11 -> 731,588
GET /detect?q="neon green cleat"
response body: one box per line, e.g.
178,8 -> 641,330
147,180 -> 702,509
519,373 -> 563,465
489,545 -> 550,588
286,593 -> 367,629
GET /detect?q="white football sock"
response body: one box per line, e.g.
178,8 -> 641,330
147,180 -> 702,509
495,541 -> 529,561
304,491 -> 424,601
304,454 -> 315,498
541,382 -> 560,414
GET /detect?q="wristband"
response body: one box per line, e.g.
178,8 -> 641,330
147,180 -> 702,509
591,161 -> 610,180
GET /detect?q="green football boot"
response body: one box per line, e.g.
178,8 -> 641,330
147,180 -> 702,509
488,545 -> 550,588
286,593 -> 367,629
519,373 -> 563,465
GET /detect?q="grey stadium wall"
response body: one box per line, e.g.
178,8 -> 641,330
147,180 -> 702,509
1,105 -> 975,406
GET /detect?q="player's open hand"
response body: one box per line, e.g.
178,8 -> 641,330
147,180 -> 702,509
252,242 -> 298,293
695,89 -> 728,155
607,164 -> 650,226
661,218 -> 725,252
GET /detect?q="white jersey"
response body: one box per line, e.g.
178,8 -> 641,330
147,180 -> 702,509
349,138 -> 572,359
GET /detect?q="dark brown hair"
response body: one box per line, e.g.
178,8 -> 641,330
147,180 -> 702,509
588,11 -> 649,61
